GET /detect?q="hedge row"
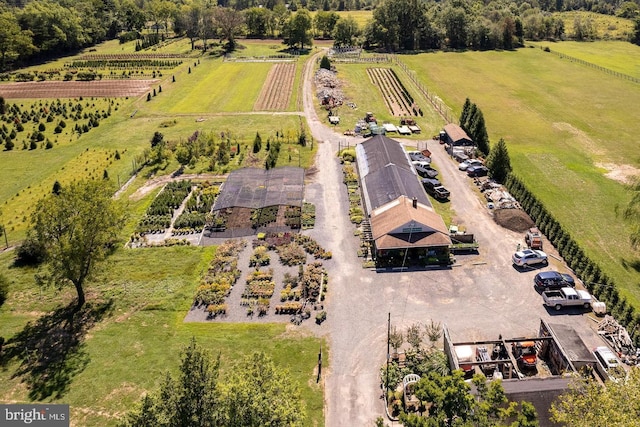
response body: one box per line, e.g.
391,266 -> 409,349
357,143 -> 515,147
505,174 -> 640,344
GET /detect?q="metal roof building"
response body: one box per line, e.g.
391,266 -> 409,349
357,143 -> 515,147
213,166 -> 304,211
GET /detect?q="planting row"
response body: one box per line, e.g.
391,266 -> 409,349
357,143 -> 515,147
66,59 -> 182,70
367,67 -> 421,117
195,240 -> 246,316
192,234 -> 330,322
172,184 -> 219,234
134,180 -> 192,236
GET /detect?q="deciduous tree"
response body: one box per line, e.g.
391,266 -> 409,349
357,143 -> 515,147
121,338 -> 220,427
551,368 -> 640,426
213,7 -> 245,50
332,16 -> 360,47
31,180 -> 125,309
218,351 -> 305,427
0,11 -> 35,71
284,9 -> 312,49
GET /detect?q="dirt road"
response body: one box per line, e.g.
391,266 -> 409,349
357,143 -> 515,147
300,51 -> 603,426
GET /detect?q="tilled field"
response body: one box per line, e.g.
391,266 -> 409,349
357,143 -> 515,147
254,63 -> 296,111
0,79 -> 158,99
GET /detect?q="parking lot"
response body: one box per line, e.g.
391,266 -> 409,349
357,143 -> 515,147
299,56 -> 605,426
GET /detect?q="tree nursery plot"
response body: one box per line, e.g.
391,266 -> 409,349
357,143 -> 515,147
401,47 -> 640,305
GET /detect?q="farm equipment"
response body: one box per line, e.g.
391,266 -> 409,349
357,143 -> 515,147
512,340 -> 538,370
448,225 -> 479,253
525,227 -> 543,250
364,112 -> 377,123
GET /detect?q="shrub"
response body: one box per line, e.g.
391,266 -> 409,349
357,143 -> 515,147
316,310 -> 327,324
14,232 -> 46,266
0,274 -> 8,307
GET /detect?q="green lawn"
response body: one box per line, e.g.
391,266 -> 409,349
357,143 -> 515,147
528,40 -> 640,78
401,46 -> 640,306
0,231 -> 325,427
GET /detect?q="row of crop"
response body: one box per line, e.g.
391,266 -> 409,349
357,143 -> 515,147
505,174 -> 640,344
241,269 -> 276,316
134,181 -> 192,236
66,60 -> 182,69
251,205 -> 280,228
134,214 -> 171,234
368,68 -> 407,116
193,239 -> 246,314
293,233 -> 332,259
372,67 -> 419,117
173,186 -> 218,233
147,181 -> 192,216
301,203 -> 315,229
342,162 -> 364,225
389,68 -> 419,113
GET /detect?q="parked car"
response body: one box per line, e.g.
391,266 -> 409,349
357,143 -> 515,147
534,271 -> 575,291
412,160 -> 431,169
593,346 -> 626,383
408,151 -> 429,162
512,249 -> 548,267
542,287 -> 592,310
415,164 -> 438,179
422,178 -> 450,201
458,159 -> 483,171
467,165 -> 489,177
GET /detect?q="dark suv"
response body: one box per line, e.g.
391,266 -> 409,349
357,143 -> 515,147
534,271 -> 576,291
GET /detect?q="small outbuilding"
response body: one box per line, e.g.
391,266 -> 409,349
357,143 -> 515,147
442,123 -> 473,146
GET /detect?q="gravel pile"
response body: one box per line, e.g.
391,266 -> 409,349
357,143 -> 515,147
315,69 -> 344,105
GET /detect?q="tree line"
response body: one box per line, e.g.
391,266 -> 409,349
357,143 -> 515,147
1,0 -> 639,70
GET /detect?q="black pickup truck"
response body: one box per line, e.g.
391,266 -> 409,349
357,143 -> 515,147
421,178 -> 450,201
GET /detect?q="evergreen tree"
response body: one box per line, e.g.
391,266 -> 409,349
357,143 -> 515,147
463,103 -> 477,135
470,107 -> 490,155
486,138 -> 512,183
459,97 -> 472,130
252,132 -> 262,153
320,55 -> 331,70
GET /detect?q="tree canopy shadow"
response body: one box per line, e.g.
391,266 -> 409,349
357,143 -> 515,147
0,299 -> 114,400
621,257 -> 640,273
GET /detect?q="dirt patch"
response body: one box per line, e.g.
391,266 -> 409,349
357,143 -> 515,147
254,63 -> 296,111
596,162 -> 640,185
0,80 -> 159,99
493,208 -> 535,232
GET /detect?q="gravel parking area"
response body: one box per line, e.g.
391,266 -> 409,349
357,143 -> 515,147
300,51 -> 606,426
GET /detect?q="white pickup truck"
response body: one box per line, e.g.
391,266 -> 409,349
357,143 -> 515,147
542,287 -> 592,311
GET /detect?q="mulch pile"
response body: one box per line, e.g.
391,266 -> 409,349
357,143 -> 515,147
493,208 -> 535,232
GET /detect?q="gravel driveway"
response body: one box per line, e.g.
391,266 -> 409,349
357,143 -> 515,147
300,52 -> 605,426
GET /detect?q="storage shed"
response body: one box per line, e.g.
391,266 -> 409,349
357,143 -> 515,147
442,123 -> 473,146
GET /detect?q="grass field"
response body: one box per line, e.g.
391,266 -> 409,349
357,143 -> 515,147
0,242 -> 325,427
528,40 -> 640,78
400,45 -> 640,306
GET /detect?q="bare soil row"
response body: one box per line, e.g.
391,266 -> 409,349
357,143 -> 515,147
254,63 -> 296,111
0,80 -> 158,99
367,67 -> 418,117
